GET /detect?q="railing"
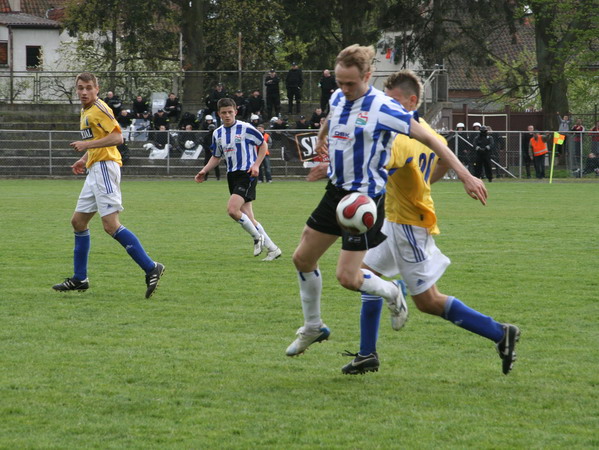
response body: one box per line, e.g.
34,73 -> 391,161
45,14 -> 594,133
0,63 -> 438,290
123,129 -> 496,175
1,129 -> 597,179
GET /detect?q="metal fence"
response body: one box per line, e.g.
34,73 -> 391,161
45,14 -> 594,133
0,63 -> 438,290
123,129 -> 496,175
1,129 -> 597,179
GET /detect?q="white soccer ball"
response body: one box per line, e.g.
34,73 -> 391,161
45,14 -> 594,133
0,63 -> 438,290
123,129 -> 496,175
335,193 -> 377,235
185,140 -> 195,149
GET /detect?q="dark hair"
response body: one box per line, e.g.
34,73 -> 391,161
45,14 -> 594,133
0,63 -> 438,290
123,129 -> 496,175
217,98 -> 236,110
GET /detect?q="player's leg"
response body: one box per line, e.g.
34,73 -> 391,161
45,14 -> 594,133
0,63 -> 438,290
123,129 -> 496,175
244,201 -> 281,261
230,194 -> 263,253
286,226 -> 337,356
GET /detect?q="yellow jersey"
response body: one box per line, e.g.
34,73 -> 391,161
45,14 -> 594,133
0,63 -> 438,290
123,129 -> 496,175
385,119 -> 446,235
79,98 -> 122,168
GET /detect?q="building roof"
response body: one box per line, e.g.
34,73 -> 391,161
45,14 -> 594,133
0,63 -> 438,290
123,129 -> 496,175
0,0 -> 67,19
0,11 -> 60,27
447,21 -> 536,92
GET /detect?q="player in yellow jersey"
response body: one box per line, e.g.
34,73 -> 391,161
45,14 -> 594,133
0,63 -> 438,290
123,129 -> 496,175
52,72 -> 164,298
340,71 -> 520,376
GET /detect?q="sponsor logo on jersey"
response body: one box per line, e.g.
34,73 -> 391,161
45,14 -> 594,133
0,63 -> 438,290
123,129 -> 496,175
80,128 -> 93,140
235,134 -> 242,143
224,145 -> 236,153
355,111 -> 368,126
332,130 -> 351,140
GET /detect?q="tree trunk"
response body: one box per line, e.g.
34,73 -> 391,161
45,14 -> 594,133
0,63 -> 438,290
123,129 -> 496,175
532,5 -> 570,130
179,0 -> 206,109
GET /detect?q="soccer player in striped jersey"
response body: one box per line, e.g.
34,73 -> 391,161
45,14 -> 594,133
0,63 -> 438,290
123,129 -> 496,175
194,98 -> 281,261
286,45 -> 487,357
53,72 -> 165,298
340,70 -> 520,375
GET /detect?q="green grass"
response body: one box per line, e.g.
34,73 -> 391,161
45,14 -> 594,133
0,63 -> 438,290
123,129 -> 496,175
0,178 -> 598,448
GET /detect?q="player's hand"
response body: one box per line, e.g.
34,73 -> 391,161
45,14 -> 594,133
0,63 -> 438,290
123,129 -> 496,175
306,163 -> 329,182
248,164 -> 260,177
194,171 -> 206,183
315,138 -> 329,157
70,141 -> 89,152
461,174 -> 487,205
71,159 -> 86,175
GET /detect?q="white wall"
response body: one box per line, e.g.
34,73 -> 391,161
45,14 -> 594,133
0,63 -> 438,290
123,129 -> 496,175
0,26 -> 63,71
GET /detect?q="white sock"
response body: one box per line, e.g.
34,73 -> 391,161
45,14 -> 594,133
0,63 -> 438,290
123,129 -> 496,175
359,268 -> 398,301
298,269 -> 323,330
238,213 -> 261,240
255,222 -> 277,251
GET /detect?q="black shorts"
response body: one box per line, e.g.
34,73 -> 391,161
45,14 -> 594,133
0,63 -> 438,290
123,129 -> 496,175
227,170 -> 257,202
306,181 -> 387,251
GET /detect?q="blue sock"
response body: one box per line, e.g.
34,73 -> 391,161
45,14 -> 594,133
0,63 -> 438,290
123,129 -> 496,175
112,226 -> 155,273
443,296 -> 504,342
73,229 -> 90,281
360,294 -> 383,355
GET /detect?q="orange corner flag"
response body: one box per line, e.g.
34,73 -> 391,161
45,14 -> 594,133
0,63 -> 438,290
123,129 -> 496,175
553,132 -> 565,145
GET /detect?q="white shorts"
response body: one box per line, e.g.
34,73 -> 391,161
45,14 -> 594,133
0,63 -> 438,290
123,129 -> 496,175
363,220 -> 450,295
75,160 -> 124,217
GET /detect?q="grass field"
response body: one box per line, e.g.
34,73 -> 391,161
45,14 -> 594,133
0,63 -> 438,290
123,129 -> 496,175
0,178 -> 597,448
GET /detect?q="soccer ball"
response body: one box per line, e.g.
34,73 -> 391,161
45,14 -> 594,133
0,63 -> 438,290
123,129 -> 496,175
336,193 -> 377,234
184,140 -> 195,149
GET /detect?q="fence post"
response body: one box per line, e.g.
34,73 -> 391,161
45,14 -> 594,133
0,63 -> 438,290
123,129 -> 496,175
49,131 -> 53,176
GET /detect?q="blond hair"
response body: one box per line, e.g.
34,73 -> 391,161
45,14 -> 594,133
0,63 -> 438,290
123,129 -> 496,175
384,70 -> 424,109
335,44 -> 375,77
75,72 -> 98,86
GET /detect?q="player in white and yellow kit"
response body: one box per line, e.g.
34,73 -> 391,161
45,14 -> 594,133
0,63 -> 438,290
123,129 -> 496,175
52,72 -> 164,298
342,71 -> 520,376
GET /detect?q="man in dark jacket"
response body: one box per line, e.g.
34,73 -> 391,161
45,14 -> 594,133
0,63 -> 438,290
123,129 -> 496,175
104,91 -> 123,116
318,69 -> 337,113
473,126 -> 495,182
247,89 -> 265,120
265,70 -> 281,118
164,92 -> 182,122
206,83 -> 228,125
286,62 -> 303,114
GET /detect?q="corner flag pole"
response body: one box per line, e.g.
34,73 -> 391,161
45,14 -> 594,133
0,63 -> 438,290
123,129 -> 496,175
549,137 -> 557,184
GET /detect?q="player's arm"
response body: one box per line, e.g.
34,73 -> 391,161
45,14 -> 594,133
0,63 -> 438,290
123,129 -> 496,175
315,114 -> 330,156
249,141 -> 267,177
429,157 -> 451,184
70,128 -> 123,152
410,118 -> 487,205
306,162 -> 329,181
71,151 -> 89,175
195,156 -> 222,183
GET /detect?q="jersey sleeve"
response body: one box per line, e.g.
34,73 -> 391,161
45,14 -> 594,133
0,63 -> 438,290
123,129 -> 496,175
94,101 -> 121,135
377,99 -> 413,136
245,123 -> 265,146
211,130 -> 221,157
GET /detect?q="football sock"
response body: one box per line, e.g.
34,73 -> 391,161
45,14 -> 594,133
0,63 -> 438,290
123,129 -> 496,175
359,268 -> 398,301
443,296 -> 504,342
112,226 -> 156,273
298,269 -> 323,330
73,229 -> 90,281
255,222 -> 277,251
360,294 -> 383,356
238,213 -> 261,240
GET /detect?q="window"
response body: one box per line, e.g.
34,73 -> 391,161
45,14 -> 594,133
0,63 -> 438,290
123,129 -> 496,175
26,45 -> 42,69
0,42 -> 7,66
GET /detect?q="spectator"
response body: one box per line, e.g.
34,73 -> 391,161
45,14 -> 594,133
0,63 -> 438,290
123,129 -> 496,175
557,112 -> 571,157
265,69 -> 281,118
486,125 -> 503,178
202,123 -> 220,181
131,95 -> 149,118
591,120 -> 599,155
270,116 -> 287,130
528,130 -> 550,179
473,126 -> 494,182
202,114 -> 216,130
206,82 -> 228,125
257,124 -> 272,183
247,89 -> 265,120
153,109 -> 169,130
233,89 -> 248,121
570,118 -> 585,176
521,125 -> 535,179
309,107 -> 326,129
164,92 -> 182,122
103,91 -> 122,116
177,124 -> 200,157
178,111 -> 200,130
141,110 -> 153,128
318,69 -> 337,113
286,62 -> 303,114
447,122 -> 474,174
116,109 -> 133,130
582,152 -> 599,176
250,114 -> 261,128
147,124 -> 171,157
295,115 -> 310,130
